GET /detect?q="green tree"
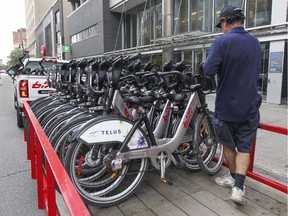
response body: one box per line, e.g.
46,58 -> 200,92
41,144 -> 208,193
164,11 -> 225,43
5,48 -> 24,69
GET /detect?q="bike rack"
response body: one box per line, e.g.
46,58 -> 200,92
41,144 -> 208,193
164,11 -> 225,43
23,101 -> 91,216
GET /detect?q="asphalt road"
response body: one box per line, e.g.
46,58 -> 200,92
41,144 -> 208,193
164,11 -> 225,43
0,74 -> 45,216
0,73 -> 286,215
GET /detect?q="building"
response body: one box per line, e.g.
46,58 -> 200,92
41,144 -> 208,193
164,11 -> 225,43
12,28 -> 27,49
65,0 -> 287,104
67,0 -> 121,58
34,0 -> 72,59
24,0 -> 55,57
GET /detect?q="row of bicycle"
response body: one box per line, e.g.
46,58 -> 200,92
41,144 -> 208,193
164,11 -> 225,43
25,54 -> 224,207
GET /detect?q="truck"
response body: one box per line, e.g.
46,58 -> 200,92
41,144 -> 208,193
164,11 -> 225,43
7,56 -> 69,128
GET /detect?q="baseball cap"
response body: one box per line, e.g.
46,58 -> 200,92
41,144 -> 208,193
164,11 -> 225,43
215,6 -> 244,28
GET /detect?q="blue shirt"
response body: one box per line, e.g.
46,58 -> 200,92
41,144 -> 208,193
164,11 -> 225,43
203,27 -> 261,122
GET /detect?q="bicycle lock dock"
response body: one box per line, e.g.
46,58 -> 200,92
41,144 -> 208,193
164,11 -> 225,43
23,101 -> 287,215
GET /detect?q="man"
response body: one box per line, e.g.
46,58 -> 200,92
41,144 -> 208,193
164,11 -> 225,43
203,5 -> 262,205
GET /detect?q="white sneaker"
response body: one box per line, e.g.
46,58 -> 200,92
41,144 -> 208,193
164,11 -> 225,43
230,186 -> 246,205
214,173 -> 235,188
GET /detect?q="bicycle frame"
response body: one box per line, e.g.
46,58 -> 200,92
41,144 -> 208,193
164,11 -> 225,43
111,91 -> 201,170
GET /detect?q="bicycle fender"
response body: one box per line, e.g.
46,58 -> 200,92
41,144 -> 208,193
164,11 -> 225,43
72,116 -> 149,150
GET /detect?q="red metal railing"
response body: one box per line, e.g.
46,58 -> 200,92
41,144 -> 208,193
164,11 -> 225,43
23,101 -> 91,216
247,123 -> 288,194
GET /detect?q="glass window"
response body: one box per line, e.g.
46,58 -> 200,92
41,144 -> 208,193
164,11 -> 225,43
190,0 -> 204,31
174,0 -> 189,34
184,50 -> 192,66
71,24 -> 98,44
258,42 -> 270,101
152,54 -> 162,71
204,0 -> 213,32
140,9 -> 151,45
246,0 -> 272,28
174,51 -> 182,63
56,31 -> 61,44
154,4 -> 162,39
55,10 -> 60,25
193,49 -> 203,72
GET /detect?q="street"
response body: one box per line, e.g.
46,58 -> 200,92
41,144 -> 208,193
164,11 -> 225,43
0,74 -> 44,215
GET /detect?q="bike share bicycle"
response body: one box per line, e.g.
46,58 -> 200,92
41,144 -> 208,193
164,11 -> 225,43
61,61 -> 224,207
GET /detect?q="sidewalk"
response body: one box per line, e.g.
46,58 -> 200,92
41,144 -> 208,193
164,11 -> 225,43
88,167 -> 287,216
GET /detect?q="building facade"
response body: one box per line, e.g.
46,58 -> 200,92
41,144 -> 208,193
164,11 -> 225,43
65,0 -> 287,104
34,0 -> 72,59
25,0 -> 288,104
24,0 -> 56,57
12,28 -> 27,49
67,0 -> 121,58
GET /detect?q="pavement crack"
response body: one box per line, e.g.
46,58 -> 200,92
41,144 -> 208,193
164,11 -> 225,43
0,169 -> 31,179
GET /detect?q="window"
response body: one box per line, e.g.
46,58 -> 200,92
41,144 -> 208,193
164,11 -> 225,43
184,50 -> 192,67
55,10 -> 60,25
190,0 -> 204,31
140,9 -> 152,45
154,4 -> 162,39
71,24 -> 98,44
258,42 -> 270,100
56,31 -> 61,45
193,49 -> 203,72
174,0 -> 189,34
246,0 -> 272,28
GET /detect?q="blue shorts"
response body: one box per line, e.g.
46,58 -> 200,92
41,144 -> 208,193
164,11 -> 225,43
212,111 -> 260,153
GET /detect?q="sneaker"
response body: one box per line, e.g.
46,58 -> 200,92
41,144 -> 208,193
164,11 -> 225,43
230,186 -> 246,205
214,173 -> 235,188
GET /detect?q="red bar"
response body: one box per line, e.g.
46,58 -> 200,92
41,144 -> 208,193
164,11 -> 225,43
247,171 -> 288,194
259,123 -> 288,135
30,128 -> 36,180
36,137 -> 45,209
46,163 -> 57,216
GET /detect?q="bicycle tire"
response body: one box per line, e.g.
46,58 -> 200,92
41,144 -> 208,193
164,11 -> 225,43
194,112 -> 224,176
40,103 -> 75,128
169,116 -> 201,171
64,116 -> 149,207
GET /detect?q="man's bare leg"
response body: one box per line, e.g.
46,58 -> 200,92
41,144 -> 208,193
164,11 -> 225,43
223,147 -> 237,173
236,152 -> 250,175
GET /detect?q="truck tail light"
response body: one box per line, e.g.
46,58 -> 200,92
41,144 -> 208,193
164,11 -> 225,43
19,80 -> 29,98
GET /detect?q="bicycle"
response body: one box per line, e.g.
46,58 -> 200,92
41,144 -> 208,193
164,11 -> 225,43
63,62 -> 224,207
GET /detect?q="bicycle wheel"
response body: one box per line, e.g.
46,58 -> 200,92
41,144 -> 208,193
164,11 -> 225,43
169,116 -> 201,171
30,96 -> 55,112
51,114 -> 94,163
45,109 -> 83,139
40,103 -> 75,128
64,117 -> 149,207
194,112 -> 224,176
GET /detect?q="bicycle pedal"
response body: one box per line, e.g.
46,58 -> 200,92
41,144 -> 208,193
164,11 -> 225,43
161,178 -> 173,185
